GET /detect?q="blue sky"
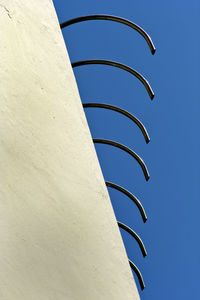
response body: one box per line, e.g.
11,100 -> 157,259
53,1 -> 200,299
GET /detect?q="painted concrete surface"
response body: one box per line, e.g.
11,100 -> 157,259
0,1 -> 140,299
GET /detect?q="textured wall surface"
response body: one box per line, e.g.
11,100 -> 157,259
0,1 -> 140,299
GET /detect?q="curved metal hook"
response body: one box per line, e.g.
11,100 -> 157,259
72,60 -> 154,100
93,139 -> 150,181
118,221 -> 147,257
60,15 -> 156,55
106,181 -> 147,222
129,259 -> 145,290
83,103 -> 150,143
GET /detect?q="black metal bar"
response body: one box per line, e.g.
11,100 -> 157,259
118,221 -> 147,257
129,259 -> 145,290
83,102 -> 150,143
60,15 -> 156,55
93,139 -> 150,181
106,181 -> 147,222
72,60 -> 154,100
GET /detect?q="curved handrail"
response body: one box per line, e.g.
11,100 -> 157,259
106,181 -> 147,222
83,102 -> 150,143
118,221 -> 147,257
129,259 -> 145,290
60,15 -> 156,55
72,60 -> 154,100
93,139 -> 150,181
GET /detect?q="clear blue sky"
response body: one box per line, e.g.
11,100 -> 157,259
53,1 -> 200,299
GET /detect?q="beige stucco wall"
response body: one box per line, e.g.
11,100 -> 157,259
0,1 -> 140,299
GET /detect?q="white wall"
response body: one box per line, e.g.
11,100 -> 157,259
0,1 -> 140,299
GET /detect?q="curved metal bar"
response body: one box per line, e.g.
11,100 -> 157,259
72,60 -> 154,100
83,102 -> 150,143
106,181 -> 147,222
129,259 -> 145,290
93,139 -> 150,181
60,15 -> 156,55
118,221 -> 147,257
